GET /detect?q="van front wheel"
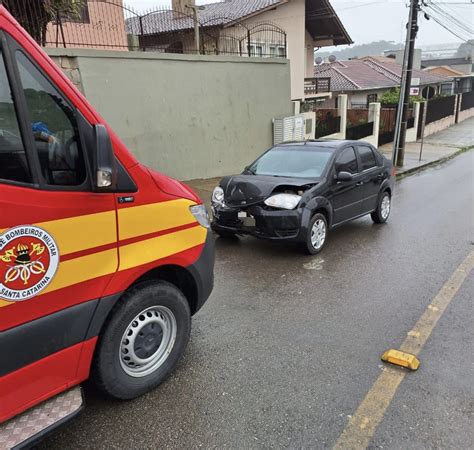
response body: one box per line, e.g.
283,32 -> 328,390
92,281 -> 191,400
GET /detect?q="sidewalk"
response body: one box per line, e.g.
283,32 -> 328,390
185,117 -> 474,204
379,117 -> 473,176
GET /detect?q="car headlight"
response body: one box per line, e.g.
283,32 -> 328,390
264,193 -> 302,210
190,204 -> 210,228
212,186 -> 225,205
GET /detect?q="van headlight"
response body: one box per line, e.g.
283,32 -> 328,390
190,204 -> 210,228
264,193 -> 301,210
212,186 -> 225,205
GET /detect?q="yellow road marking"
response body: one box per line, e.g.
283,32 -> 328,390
334,249 -> 474,450
118,199 -> 197,240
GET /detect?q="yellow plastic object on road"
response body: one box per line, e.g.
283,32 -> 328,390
381,349 -> 420,370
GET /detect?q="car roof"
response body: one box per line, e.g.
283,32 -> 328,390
277,140 -> 369,150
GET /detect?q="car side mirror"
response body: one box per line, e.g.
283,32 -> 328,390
94,124 -> 116,190
336,171 -> 353,182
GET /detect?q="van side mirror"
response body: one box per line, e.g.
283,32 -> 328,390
94,124 -> 116,190
336,171 -> 353,182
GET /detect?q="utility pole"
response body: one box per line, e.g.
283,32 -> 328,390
393,0 -> 419,167
186,5 -> 202,55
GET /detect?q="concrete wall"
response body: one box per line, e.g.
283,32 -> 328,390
363,102 -> 381,147
46,48 -> 292,180
458,107 -> 474,123
324,94 -> 347,139
406,101 -> 421,143
424,115 -> 456,138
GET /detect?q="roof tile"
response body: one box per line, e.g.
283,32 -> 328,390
314,57 -> 450,91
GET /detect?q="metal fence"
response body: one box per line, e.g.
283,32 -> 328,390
346,121 -> 373,140
3,0 -> 287,57
461,91 -> 474,111
426,95 -> 456,125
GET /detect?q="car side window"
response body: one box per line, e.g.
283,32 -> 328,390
358,145 -> 377,171
335,147 -> 358,174
0,49 -> 32,184
15,51 -> 87,187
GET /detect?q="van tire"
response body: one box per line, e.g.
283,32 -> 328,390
92,281 -> 191,400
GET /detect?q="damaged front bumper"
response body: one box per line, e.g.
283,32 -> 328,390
211,204 -> 303,241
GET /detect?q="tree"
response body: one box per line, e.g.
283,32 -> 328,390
380,87 -> 422,106
3,0 -> 85,46
455,40 -> 474,59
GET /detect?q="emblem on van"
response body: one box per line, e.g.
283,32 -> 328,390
0,226 -> 59,302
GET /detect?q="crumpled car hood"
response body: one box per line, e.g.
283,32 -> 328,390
220,175 -> 317,207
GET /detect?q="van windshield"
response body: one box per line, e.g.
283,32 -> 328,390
248,146 -> 333,178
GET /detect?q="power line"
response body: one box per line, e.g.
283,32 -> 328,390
425,1 -> 474,36
421,5 -> 474,42
423,4 -> 473,40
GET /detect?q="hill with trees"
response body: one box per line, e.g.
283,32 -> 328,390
316,40 -> 403,61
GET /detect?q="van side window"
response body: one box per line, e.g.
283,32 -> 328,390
335,147 -> 358,174
15,51 -> 86,187
0,50 -> 31,183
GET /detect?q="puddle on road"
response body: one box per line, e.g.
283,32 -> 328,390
303,258 -> 325,270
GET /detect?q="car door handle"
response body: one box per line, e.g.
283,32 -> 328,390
356,181 -> 364,186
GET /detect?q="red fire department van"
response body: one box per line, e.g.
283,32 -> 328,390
0,5 -> 214,447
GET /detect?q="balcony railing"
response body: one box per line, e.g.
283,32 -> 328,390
304,77 -> 331,96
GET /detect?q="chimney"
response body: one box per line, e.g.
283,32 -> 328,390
172,0 -> 195,18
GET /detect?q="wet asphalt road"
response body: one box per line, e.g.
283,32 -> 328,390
43,151 -> 473,449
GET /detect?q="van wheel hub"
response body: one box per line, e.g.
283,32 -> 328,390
120,306 -> 177,378
134,322 -> 163,358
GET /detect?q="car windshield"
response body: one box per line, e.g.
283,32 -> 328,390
248,145 -> 333,178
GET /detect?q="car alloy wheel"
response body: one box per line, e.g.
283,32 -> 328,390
311,218 -> 327,250
120,305 -> 177,378
381,194 -> 391,220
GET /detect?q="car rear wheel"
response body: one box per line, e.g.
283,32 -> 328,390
92,281 -> 191,400
303,213 -> 328,255
371,191 -> 391,224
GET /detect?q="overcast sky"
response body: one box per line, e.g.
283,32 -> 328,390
126,0 -> 473,49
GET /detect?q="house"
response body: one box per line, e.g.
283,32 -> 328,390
423,66 -> 473,95
126,0 -> 353,101
314,56 -> 450,108
45,0 -> 128,51
421,55 -> 473,94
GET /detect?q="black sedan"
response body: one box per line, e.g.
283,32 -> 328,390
211,140 -> 395,254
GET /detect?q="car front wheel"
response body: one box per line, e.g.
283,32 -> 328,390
371,191 -> 391,223
303,213 -> 328,255
92,281 -> 191,400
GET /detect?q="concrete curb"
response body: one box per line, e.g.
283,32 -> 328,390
395,146 -> 473,180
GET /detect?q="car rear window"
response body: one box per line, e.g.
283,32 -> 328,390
248,146 -> 333,178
